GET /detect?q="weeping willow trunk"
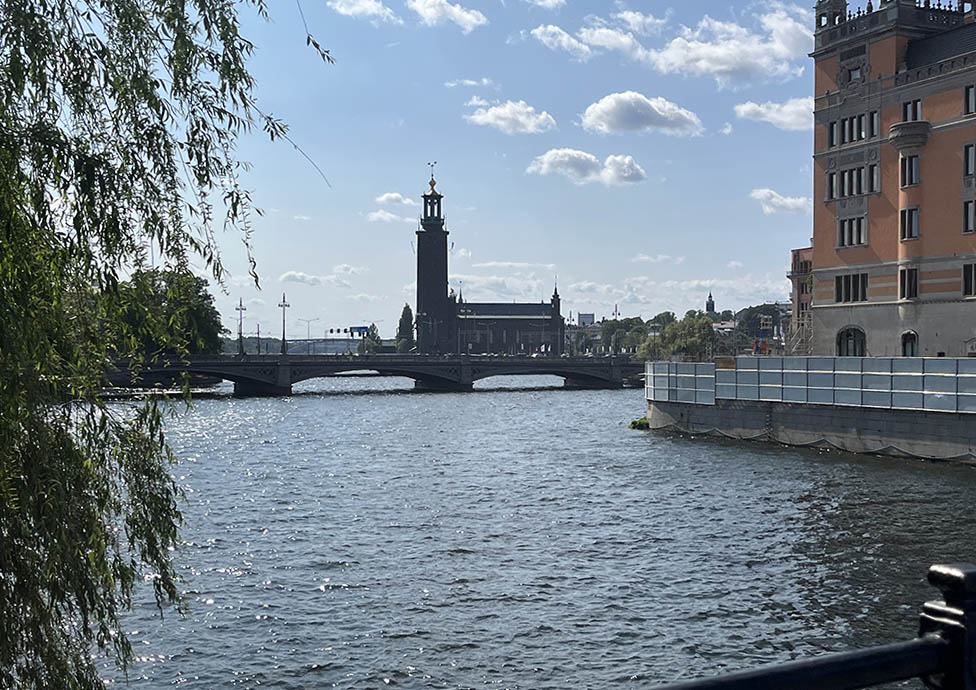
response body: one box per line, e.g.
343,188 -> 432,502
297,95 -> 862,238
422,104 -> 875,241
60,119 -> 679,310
0,2 -> 329,687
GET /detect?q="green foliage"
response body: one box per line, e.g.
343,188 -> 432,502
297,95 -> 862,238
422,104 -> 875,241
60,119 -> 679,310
719,310 -> 735,321
629,416 -> 650,430
600,316 -> 645,351
358,323 -> 382,354
0,1 -> 328,687
735,304 -> 784,339
637,311 -> 717,362
118,269 -> 228,357
396,304 -> 416,353
650,311 -> 676,327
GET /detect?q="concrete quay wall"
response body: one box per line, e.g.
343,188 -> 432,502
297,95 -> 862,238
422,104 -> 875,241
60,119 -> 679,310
646,398 -> 976,462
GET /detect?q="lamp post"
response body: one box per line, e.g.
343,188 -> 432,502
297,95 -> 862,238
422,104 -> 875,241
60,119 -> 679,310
297,317 -> 320,355
278,293 -> 290,355
236,298 -> 247,356
254,321 -> 262,355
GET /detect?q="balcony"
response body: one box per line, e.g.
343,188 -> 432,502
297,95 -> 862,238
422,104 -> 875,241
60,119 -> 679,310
888,120 -> 931,151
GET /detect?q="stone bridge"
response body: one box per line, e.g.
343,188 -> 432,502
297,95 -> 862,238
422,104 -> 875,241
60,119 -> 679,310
119,354 -> 644,396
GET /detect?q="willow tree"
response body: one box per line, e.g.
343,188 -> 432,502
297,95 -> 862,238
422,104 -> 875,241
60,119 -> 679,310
0,2 -> 329,687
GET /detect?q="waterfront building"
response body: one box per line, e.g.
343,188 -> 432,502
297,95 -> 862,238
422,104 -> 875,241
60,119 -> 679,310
416,175 -> 565,355
802,0 -> 976,356
578,312 -> 596,327
788,246 -> 813,354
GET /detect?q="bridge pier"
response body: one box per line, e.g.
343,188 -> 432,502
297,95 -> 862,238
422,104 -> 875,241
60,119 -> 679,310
233,380 -> 292,397
413,379 -> 473,392
563,377 -> 623,390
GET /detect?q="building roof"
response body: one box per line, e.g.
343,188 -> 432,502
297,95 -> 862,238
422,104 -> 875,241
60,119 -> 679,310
906,21 -> 976,70
459,302 -> 554,317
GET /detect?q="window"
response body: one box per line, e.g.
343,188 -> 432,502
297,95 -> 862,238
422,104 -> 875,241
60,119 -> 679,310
900,208 -> 919,240
899,267 -> 919,300
869,111 -> 880,138
903,99 -> 922,122
965,264 -> 976,297
869,164 -> 880,193
901,332 -> 918,357
857,114 -> 866,140
828,121 -> 838,148
849,67 -> 862,82
965,201 -> 975,233
838,217 -> 866,247
967,85 -> 976,115
827,172 -> 837,200
966,144 -> 975,176
901,155 -> 920,186
842,118 -> 851,144
837,328 -> 866,357
835,273 -> 869,303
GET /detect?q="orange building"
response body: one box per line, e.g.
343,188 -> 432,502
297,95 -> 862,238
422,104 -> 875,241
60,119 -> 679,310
787,246 -> 813,353
804,0 -> 976,356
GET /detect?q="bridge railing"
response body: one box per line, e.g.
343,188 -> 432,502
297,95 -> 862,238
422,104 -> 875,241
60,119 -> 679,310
650,563 -> 976,690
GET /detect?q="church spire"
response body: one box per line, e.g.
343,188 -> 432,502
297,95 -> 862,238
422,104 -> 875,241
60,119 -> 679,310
421,162 -> 444,231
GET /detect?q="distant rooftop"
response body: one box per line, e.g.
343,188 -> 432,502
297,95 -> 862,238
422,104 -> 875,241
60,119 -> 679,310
459,302 -> 554,317
906,20 -> 976,69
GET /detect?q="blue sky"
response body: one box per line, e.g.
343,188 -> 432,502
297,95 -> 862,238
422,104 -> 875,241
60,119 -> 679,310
210,0 -> 817,339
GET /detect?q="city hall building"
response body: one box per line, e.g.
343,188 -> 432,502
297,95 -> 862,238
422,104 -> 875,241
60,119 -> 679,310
415,175 -> 564,355
799,0 -> 976,356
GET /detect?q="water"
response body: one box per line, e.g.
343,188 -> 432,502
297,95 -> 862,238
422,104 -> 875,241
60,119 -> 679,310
106,376 -> 976,688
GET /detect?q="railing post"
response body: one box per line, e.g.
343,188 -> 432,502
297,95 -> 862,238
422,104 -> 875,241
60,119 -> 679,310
921,564 -> 976,690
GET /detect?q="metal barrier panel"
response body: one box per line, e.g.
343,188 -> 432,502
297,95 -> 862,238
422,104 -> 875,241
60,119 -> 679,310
645,357 -> 976,414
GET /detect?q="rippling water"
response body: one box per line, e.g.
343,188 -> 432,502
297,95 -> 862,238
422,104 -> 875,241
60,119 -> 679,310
104,376 -> 976,688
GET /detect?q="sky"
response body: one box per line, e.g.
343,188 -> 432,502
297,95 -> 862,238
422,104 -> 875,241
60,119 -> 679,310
207,0 -> 819,340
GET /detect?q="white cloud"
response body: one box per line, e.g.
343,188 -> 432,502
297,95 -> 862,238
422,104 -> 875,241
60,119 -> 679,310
727,260 -> 744,269
465,95 -> 490,107
473,261 -> 556,271
366,209 -> 416,223
577,25 -> 648,61
720,122 -> 733,135
613,10 -> 669,36
453,247 -> 473,259
349,293 -> 385,302
581,91 -> 703,136
445,77 -> 497,88
375,191 -> 419,206
448,272 -> 547,302
644,6 -> 813,88
334,264 -> 369,275
327,0 -> 402,24
407,0 -> 487,33
750,188 -> 811,215
279,271 -> 352,289
247,298 -> 267,307
530,24 -> 594,61
524,0 -> 565,8
526,148 -> 647,186
293,214 -> 311,221
566,275 -> 791,312
464,100 -> 556,134
631,253 -> 686,265
734,96 -> 814,131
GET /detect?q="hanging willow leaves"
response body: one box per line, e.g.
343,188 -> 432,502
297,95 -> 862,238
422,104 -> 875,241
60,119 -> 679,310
0,1 -> 329,687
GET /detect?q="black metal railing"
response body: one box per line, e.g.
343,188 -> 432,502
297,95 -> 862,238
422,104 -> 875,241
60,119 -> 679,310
651,564 -> 976,690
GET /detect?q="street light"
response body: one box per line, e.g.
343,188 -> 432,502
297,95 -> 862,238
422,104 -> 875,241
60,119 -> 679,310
278,293 -> 290,355
297,317 -> 320,355
235,298 -> 247,356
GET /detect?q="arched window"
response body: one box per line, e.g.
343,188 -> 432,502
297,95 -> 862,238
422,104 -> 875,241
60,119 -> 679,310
836,327 -> 866,357
901,331 -> 918,357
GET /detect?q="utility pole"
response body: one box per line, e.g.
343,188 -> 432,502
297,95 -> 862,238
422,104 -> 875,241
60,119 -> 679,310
236,298 -> 247,356
256,322 -> 262,355
298,317 -> 320,355
278,293 -> 290,355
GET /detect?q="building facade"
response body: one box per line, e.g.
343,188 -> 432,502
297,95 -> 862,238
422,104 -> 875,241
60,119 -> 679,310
788,246 -> 813,353
807,0 -> 976,357
416,176 -> 565,355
